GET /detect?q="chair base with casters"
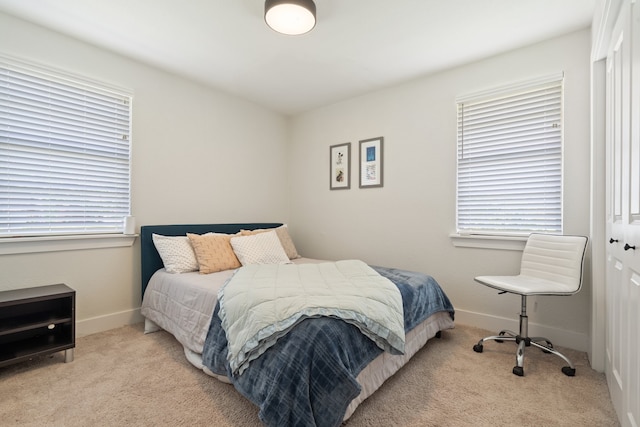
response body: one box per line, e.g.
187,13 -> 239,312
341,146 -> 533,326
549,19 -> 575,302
472,294 -> 576,377
471,233 -> 588,377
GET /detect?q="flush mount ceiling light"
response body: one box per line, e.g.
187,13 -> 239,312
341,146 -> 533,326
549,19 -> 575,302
265,0 -> 316,35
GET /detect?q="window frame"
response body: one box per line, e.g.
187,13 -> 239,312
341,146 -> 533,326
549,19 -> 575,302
0,54 -> 135,254
452,73 -> 564,248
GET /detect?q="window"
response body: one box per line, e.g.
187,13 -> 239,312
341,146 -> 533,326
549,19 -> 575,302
0,56 -> 132,237
456,74 -> 563,235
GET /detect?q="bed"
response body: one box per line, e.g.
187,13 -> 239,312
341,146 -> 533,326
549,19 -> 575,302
140,223 -> 455,427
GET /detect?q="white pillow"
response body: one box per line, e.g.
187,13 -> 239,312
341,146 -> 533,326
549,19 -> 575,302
230,230 -> 291,266
152,234 -> 198,273
240,224 -> 300,259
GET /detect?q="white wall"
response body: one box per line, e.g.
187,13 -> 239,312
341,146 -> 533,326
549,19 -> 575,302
0,12 -> 290,335
0,11 -> 593,352
288,30 -> 592,351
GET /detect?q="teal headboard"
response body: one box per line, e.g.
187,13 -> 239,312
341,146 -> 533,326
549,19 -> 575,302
140,223 -> 282,297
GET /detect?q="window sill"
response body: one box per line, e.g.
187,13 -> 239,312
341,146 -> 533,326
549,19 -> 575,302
0,234 -> 138,255
450,233 -> 527,251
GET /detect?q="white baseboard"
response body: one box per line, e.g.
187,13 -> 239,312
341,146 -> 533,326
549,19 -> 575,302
73,307 -> 588,353
76,308 -> 144,338
455,309 -> 588,352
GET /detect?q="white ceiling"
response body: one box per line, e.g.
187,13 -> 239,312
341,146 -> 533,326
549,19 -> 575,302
0,0 -> 595,115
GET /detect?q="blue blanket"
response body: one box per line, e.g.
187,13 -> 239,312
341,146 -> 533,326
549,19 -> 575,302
202,266 -> 454,427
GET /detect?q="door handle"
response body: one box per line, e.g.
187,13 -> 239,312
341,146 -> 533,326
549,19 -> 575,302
610,238 -> 619,244
624,243 -> 636,251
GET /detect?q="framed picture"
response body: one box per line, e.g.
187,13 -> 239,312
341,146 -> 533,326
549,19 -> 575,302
359,137 -> 384,188
329,142 -> 351,190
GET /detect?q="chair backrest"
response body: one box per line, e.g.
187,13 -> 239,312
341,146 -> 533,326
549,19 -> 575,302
520,233 -> 588,293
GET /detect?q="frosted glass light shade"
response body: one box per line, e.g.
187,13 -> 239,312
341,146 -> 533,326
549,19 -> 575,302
265,0 -> 316,35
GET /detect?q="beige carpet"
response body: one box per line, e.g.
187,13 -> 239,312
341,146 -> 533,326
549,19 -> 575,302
0,323 -> 619,427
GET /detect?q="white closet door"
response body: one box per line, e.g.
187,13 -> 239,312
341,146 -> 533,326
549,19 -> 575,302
605,8 -> 626,419
605,1 -> 640,425
624,2 -> 640,425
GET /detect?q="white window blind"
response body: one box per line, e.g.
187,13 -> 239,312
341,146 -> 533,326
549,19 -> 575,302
456,74 -> 563,234
0,57 -> 132,237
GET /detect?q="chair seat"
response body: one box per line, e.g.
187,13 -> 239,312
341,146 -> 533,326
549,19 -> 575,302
474,274 -> 579,296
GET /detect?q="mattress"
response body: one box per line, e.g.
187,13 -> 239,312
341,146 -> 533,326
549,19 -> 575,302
141,258 -> 325,354
140,258 -> 454,422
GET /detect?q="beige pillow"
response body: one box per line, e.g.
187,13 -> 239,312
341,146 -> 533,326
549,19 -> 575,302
240,225 -> 300,259
230,230 -> 291,266
187,233 -> 241,274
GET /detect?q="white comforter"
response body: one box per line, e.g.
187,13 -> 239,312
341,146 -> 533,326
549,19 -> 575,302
218,259 -> 406,375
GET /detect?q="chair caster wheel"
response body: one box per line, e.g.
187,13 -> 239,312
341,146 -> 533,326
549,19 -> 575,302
562,366 -> 576,377
512,366 -> 524,376
473,344 -> 483,353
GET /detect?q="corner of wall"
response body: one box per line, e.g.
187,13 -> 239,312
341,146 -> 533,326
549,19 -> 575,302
76,308 -> 143,338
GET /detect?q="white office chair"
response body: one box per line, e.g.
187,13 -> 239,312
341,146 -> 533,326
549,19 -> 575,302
472,233 -> 588,377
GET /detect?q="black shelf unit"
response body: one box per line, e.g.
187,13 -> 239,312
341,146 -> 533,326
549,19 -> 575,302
0,284 -> 75,368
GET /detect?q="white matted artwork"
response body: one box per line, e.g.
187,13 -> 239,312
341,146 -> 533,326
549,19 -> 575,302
359,137 -> 383,188
330,142 -> 351,190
